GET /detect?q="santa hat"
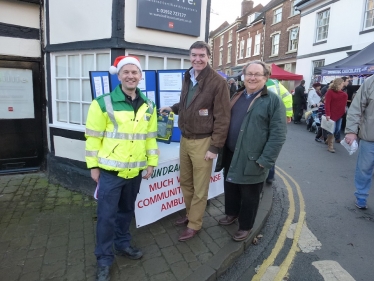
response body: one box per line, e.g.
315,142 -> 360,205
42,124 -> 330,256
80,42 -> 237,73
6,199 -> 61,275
109,56 -> 142,74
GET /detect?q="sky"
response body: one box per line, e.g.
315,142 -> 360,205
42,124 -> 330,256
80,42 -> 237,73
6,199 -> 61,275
209,0 -> 271,31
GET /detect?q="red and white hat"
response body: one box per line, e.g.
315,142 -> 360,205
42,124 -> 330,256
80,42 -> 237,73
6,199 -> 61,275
109,56 -> 142,74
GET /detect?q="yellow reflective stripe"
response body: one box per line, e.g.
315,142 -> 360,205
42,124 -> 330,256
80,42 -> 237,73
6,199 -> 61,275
98,158 -> 147,169
104,95 -> 118,133
281,92 -> 291,99
147,131 -> 158,138
147,149 -> 158,155
85,150 -> 98,157
86,128 -> 104,137
104,132 -> 147,140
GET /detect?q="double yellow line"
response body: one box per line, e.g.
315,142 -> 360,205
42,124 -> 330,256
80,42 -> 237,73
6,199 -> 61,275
252,166 -> 305,281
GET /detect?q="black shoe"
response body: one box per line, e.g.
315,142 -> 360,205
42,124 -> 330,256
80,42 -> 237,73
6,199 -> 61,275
315,137 -> 322,142
114,246 -> 143,260
266,178 -> 274,184
96,265 -> 110,281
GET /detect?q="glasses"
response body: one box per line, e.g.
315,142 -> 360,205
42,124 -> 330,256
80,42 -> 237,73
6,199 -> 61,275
244,73 -> 265,78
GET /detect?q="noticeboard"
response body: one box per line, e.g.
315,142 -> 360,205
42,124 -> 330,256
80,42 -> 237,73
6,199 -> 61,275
89,71 -> 111,99
136,0 -> 201,37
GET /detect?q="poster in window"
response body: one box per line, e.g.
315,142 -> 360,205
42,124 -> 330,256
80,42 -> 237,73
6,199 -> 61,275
0,68 -> 34,119
136,0 -> 201,37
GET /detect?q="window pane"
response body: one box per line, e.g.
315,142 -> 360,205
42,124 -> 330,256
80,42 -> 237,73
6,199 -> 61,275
56,79 -> 67,100
68,79 -> 80,101
56,56 -> 66,77
82,79 -> 92,102
82,54 -> 94,77
68,55 -> 80,77
167,58 -> 181,69
97,53 -> 110,70
69,103 -> 80,124
82,103 -> 90,125
183,59 -> 190,69
148,56 -> 164,70
57,102 -> 67,122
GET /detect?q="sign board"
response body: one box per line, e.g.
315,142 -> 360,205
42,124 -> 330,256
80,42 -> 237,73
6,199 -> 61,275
89,71 -> 111,99
136,0 -> 201,37
321,66 -> 374,76
0,68 -> 34,119
135,157 -> 223,228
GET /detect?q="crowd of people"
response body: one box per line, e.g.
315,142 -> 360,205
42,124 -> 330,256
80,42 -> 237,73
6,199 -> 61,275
84,39 -> 373,281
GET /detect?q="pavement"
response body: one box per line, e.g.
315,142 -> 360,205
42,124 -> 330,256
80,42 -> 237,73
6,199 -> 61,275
0,172 -> 273,281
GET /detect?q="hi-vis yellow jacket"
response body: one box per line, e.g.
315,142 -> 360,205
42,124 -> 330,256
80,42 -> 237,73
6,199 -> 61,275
266,79 -> 293,118
85,85 -> 158,179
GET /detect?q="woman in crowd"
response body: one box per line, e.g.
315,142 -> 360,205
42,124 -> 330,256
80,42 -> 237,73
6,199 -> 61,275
324,78 -> 348,153
307,82 -> 322,111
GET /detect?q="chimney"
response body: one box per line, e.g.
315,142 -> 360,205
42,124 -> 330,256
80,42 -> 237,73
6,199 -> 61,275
241,0 -> 254,16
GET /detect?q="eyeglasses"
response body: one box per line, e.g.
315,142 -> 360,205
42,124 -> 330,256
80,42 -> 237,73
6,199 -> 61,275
244,73 -> 265,78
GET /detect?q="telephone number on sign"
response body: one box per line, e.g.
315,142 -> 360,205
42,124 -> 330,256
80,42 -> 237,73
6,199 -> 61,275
157,9 -> 186,17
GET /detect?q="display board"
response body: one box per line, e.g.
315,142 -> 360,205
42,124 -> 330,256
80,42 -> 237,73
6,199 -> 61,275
110,70 -> 157,104
157,69 -> 186,142
89,71 -> 111,99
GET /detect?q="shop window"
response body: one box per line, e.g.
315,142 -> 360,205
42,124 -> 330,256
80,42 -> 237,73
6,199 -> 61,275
273,7 -> 282,24
316,9 -> 330,42
364,0 -> 374,29
254,34 -> 261,55
246,37 -> 252,57
148,56 -> 164,70
167,58 -> 181,69
288,27 -> 299,51
271,34 -> 280,56
312,59 -> 325,77
52,51 -> 110,129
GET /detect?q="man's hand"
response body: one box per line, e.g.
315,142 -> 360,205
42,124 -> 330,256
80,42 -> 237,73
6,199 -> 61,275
287,117 -> 292,123
159,106 -> 172,115
204,151 -> 217,161
142,166 -> 154,180
91,168 -> 100,183
345,133 -> 357,146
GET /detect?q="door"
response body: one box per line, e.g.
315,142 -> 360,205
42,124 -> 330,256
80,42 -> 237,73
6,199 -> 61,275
0,60 -> 44,173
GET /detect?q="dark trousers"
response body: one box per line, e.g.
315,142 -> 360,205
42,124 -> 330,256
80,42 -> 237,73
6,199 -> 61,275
293,103 -> 303,122
223,148 -> 264,230
316,126 -> 327,140
95,169 -> 142,266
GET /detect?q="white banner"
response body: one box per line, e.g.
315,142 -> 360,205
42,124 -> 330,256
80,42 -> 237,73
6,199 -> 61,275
135,159 -> 224,228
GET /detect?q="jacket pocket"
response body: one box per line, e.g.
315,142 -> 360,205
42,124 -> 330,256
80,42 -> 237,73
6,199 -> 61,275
243,152 -> 264,176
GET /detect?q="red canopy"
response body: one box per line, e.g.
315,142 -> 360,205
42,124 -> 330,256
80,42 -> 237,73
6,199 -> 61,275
270,63 -> 303,80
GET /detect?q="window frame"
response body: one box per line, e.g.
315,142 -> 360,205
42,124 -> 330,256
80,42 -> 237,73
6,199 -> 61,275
254,34 -> 261,55
219,49 -> 223,65
228,30 -> 233,42
363,0 -> 374,30
246,37 -> 252,57
315,9 -> 330,42
220,35 -> 224,46
273,7 -> 283,24
227,45 -> 232,63
271,33 -> 280,56
312,59 -> 325,79
50,50 -> 111,132
290,0 -> 300,17
288,27 -> 299,52
239,40 -> 245,59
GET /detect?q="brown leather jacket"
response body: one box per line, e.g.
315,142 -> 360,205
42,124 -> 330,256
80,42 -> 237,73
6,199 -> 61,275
171,65 -> 230,153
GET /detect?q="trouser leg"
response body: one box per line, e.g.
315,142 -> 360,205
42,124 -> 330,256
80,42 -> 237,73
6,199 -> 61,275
179,137 -> 194,217
354,140 -> 374,200
114,173 -> 142,250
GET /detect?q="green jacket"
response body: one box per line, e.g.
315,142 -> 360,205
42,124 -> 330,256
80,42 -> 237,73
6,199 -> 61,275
216,86 -> 287,184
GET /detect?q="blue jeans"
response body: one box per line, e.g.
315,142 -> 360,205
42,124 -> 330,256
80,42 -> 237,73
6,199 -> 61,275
267,165 -> 275,180
95,169 -> 142,266
328,118 -> 342,137
354,140 -> 374,201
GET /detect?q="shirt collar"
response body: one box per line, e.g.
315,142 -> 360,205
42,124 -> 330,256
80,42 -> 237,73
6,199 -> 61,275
244,87 -> 264,97
189,68 -> 198,87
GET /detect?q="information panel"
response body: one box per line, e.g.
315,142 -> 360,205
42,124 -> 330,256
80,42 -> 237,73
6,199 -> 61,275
89,71 -> 111,99
136,0 -> 201,37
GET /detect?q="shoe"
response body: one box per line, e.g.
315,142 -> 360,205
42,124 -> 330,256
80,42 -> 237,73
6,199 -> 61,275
294,121 -> 300,124
335,139 -> 341,143
218,215 -> 238,226
96,265 -> 110,281
355,198 -> 367,209
174,216 -> 189,226
266,178 -> 274,184
232,229 -> 252,242
114,246 -> 143,260
315,137 -> 322,142
178,227 -> 199,242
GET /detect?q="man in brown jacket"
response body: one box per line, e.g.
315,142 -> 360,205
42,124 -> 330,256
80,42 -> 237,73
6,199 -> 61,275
160,41 -> 230,241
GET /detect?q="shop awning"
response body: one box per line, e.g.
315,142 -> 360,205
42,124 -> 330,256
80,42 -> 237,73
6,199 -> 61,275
270,64 -> 303,80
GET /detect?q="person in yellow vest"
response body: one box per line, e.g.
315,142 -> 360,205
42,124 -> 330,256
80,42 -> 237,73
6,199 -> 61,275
85,56 -> 158,281
265,79 -> 292,183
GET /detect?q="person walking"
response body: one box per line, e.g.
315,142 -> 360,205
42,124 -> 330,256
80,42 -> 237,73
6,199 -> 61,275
228,78 -> 237,98
85,56 -> 158,281
324,78 -> 348,153
293,80 -> 306,124
216,61 -> 287,241
345,75 -> 374,209
160,41 -> 230,242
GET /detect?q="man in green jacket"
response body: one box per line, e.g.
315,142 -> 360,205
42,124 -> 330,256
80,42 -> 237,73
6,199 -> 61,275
160,41 -> 230,242
217,61 -> 287,241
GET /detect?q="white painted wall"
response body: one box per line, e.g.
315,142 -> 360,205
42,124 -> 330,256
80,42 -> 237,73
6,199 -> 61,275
54,136 -> 86,162
48,0 -> 112,44
0,0 -> 40,28
0,37 -> 41,57
124,0 -> 209,50
296,0 -> 373,86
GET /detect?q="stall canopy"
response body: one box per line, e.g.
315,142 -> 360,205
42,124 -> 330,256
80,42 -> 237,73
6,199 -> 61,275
270,64 -> 303,80
317,42 -> 374,76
